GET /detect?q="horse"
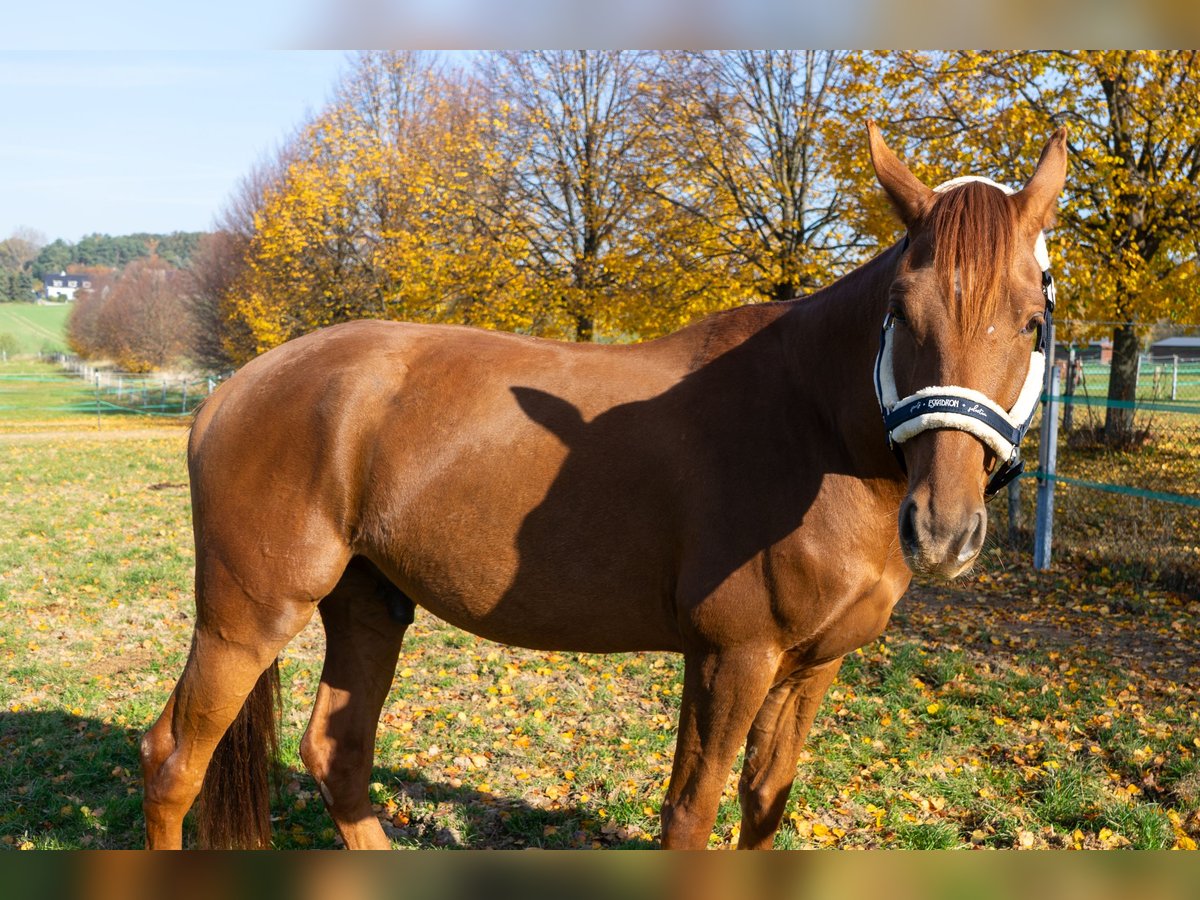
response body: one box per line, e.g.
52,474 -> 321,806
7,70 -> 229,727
141,123 -> 1067,849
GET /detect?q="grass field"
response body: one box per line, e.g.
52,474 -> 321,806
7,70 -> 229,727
0,303 -> 71,355
0,361 -> 1197,850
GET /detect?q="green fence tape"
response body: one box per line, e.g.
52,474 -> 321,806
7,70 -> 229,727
1029,471 -> 1200,508
1044,395 -> 1200,414
92,400 -> 195,418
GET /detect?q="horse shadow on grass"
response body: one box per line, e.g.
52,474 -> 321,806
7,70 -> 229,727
0,709 -> 146,849
342,764 -> 653,850
0,710 -> 641,849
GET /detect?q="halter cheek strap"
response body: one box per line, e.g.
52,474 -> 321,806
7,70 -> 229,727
874,176 -> 1056,499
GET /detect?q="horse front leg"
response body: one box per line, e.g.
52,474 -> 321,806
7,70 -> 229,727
660,648 -> 779,849
736,657 -> 843,849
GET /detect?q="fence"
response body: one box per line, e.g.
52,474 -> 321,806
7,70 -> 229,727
1012,321 -> 1200,597
51,354 -> 227,418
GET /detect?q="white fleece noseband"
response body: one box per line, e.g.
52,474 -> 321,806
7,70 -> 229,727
874,176 -> 1056,497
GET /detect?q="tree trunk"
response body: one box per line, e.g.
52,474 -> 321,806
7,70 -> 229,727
574,313 -> 595,342
772,281 -> 796,302
1103,323 -> 1139,445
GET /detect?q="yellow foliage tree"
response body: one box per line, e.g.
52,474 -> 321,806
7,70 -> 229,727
223,52 -> 527,363
483,50 -> 694,341
654,51 -> 892,302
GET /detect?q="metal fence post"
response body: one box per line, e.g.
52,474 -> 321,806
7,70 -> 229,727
1172,354 -> 1179,401
1034,365 -> 1061,571
1062,346 -> 1076,433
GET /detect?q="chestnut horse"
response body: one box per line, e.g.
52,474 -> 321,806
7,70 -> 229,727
142,124 -> 1067,849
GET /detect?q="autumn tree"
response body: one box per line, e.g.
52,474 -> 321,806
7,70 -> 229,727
0,228 -> 44,272
185,231 -> 248,371
657,51 -> 886,302
185,132 -> 306,370
482,50 -> 671,341
223,52 -> 528,362
68,260 -> 191,371
109,258 -> 192,371
66,270 -> 117,359
883,51 -> 1200,444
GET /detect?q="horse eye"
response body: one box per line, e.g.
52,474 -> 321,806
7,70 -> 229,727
1021,315 -> 1043,336
890,305 -> 908,325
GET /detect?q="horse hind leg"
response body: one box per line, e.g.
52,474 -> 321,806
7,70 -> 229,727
141,593 -> 317,849
736,657 -> 843,849
300,557 -> 412,850
141,537 -> 348,849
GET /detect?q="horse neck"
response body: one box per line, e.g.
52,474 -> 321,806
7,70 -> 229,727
796,240 -> 900,375
779,242 -> 905,471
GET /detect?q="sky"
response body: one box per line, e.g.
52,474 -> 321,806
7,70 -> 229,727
2,1 -> 1191,246
0,51 -> 350,243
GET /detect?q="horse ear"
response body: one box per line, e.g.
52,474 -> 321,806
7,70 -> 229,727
1014,128 -> 1068,232
867,120 -> 934,229
511,386 -> 585,447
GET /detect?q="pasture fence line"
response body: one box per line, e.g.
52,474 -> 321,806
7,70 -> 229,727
12,352 -> 233,419
1022,320 -> 1200,592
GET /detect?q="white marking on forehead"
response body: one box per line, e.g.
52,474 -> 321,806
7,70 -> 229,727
987,325 -> 995,335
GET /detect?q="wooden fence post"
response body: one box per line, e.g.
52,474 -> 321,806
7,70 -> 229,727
1007,478 -> 1020,545
1062,346 -> 1076,434
1034,366 -> 1061,571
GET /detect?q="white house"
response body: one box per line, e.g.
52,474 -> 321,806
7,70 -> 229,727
43,271 -> 91,301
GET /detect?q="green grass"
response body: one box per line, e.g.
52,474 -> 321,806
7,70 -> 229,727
0,363 -> 101,424
0,372 -> 1198,850
0,303 -> 71,355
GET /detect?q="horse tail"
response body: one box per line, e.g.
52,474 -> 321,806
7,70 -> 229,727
197,659 -> 281,849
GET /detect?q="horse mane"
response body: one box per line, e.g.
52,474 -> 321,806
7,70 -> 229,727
926,181 -> 1018,338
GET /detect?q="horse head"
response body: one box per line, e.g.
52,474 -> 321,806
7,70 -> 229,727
867,122 -> 1067,578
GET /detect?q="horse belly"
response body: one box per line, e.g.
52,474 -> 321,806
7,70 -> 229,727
357,418 -> 684,654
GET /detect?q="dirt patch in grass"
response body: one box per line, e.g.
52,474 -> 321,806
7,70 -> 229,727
0,427 -> 188,443
902,577 -> 1200,685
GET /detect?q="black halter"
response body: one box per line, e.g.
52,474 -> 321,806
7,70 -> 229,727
875,237 -> 1056,499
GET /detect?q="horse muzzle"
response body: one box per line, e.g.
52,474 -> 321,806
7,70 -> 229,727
898,495 -> 987,579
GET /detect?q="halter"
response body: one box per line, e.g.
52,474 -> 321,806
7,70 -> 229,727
873,176 -> 1057,499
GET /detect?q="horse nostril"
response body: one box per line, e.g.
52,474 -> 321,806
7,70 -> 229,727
899,500 -> 919,550
956,510 -> 986,564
